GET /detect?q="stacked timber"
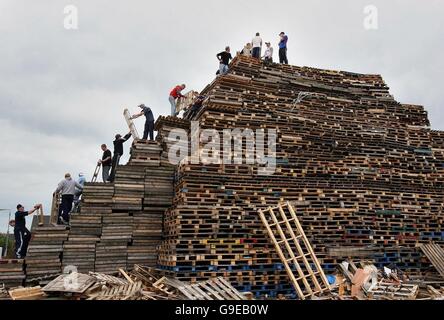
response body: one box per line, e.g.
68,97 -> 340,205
25,226 -> 68,279
113,166 -> 145,211
62,213 -> 102,273
0,259 -> 25,288
95,213 -> 133,273
157,55 -> 443,298
155,117 -> 190,164
127,140 -> 175,267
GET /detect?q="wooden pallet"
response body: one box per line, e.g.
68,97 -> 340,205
88,281 -> 143,300
365,280 -> 419,300
420,244 -> 444,278
161,276 -> 246,300
8,286 -> 46,300
89,272 -> 129,286
259,201 -> 330,299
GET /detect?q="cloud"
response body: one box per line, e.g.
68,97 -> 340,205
0,0 -> 443,232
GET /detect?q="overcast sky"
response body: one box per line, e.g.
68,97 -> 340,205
0,0 -> 443,233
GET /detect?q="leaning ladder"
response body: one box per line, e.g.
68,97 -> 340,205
50,193 -> 61,225
258,201 -> 330,299
123,108 -> 140,139
91,163 -> 101,183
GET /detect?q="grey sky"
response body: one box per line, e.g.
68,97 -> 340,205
0,0 -> 443,233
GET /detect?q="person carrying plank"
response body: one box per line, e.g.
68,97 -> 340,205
108,132 -> 132,182
54,173 -> 83,224
131,104 -> 155,141
14,203 -> 41,258
169,84 -> 186,117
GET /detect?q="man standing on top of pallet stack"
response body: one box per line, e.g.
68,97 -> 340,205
54,173 -> 83,224
14,203 -> 41,258
278,32 -> 288,64
131,104 -> 155,141
251,32 -> 262,59
217,46 -> 232,76
99,144 -> 112,182
108,132 -> 132,183
263,42 -> 273,65
169,84 -> 186,117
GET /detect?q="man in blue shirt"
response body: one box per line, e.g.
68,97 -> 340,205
132,104 -> 155,141
278,32 -> 289,64
14,203 -> 41,259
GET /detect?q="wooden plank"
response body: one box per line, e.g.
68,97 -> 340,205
421,244 -> 444,278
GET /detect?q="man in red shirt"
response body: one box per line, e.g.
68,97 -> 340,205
169,84 -> 186,116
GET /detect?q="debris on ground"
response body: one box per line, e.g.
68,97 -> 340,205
23,265 -> 250,300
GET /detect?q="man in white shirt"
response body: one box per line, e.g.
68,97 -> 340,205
263,42 -> 273,65
251,32 -> 262,59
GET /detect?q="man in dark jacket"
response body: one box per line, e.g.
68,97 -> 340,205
185,95 -> 205,120
131,104 -> 155,140
14,203 -> 41,258
108,132 -> 132,182
217,46 -> 232,75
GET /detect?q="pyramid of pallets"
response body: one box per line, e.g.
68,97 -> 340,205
156,55 -> 444,298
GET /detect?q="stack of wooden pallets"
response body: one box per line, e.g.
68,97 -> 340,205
0,259 -> 25,288
22,140 -> 175,283
25,226 -> 68,280
156,55 -> 444,298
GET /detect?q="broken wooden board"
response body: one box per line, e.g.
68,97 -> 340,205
420,244 -> 444,278
366,280 -> 418,300
163,276 -> 246,300
88,281 -> 143,300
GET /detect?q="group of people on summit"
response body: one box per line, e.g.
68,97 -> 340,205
217,31 -> 289,76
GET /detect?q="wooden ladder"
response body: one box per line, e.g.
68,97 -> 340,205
123,108 -> 140,139
258,201 -> 331,299
50,193 -> 61,225
91,163 -> 101,183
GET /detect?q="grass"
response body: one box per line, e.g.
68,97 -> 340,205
0,233 -> 15,259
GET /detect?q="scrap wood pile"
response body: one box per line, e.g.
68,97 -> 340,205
331,259 -> 444,300
3,265 -> 249,300
22,140 -> 174,282
155,54 -> 444,298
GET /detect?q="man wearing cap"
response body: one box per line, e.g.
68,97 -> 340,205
263,42 -> 274,65
131,104 -> 155,141
14,203 -> 41,258
278,32 -> 289,64
109,132 -> 132,182
54,173 -> 83,224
